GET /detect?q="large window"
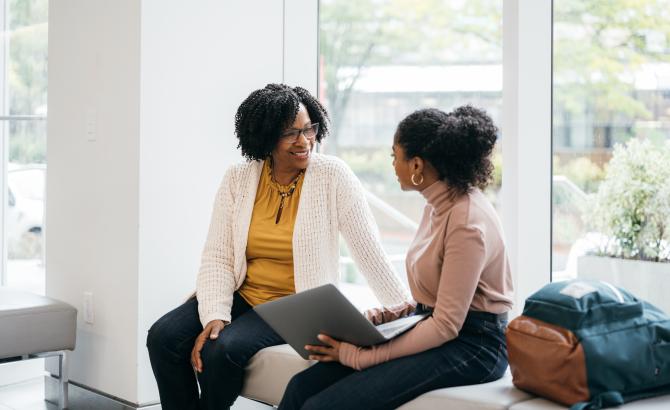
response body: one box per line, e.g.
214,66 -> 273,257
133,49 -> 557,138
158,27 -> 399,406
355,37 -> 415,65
1,0 -> 47,294
552,1 -> 670,308
319,0 -> 503,301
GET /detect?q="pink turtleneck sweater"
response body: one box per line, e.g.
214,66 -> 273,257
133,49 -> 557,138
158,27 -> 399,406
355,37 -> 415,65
340,181 -> 514,370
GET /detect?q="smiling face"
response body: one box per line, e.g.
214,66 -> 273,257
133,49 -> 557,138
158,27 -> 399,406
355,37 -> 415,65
271,104 -> 315,174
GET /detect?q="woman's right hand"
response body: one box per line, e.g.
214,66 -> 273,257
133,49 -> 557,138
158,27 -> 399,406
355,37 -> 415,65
191,319 -> 225,373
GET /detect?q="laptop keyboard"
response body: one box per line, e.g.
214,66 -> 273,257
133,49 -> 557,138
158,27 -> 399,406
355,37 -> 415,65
376,314 -> 428,339
379,322 -> 410,338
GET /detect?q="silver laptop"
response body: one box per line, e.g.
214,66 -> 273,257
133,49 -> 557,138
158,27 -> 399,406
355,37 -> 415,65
254,284 -> 428,360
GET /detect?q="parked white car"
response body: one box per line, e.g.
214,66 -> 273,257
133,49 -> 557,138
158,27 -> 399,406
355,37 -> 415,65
7,164 -> 45,259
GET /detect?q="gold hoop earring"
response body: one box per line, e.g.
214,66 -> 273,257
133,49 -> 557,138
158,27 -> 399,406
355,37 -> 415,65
411,173 -> 424,186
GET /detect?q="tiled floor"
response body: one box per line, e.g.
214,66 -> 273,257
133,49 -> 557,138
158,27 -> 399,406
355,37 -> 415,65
0,377 -> 269,410
0,378 -> 56,410
0,378 -> 158,410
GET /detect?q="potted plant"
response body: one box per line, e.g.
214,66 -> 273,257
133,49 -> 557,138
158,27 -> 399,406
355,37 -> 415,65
577,138 -> 670,312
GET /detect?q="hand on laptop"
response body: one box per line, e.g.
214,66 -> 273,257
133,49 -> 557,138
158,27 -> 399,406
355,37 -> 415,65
191,319 -> 226,373
305,334 -> 343,363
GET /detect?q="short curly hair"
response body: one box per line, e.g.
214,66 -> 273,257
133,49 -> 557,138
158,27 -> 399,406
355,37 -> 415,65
395,105 -> 498,194
234,84 -> 329,161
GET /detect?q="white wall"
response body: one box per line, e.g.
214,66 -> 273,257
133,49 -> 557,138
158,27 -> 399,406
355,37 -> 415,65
48,0 -> 287,405
138,0 -> 283,404
47,0 -> 141,401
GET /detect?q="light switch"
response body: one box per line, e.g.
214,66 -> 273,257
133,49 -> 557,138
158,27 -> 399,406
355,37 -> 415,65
85,109 -> 97,142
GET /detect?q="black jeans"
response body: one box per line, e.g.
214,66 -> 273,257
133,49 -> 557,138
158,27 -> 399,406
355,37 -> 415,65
278,311 -> 508,410
146,292 -> 284,410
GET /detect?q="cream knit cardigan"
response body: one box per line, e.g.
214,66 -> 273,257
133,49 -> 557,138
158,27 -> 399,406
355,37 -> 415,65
196,153 -> 410,326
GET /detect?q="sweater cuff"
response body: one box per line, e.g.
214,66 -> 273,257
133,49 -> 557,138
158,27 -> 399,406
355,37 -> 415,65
339,342 -> 363,370
199,312 -> 231,328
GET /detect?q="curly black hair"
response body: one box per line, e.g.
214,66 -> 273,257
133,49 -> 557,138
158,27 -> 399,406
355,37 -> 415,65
234,83 -> 330,161
395,105 -> 498,194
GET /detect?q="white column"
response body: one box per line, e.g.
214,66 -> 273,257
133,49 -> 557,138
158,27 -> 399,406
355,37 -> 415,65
501,0 -> 553,314
47,0 -> 285,405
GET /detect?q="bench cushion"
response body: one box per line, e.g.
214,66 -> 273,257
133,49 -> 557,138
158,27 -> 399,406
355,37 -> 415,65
509,397 -> 670,410
397,373 -> 533,410
0,288 -> 77,358
241,344 -> 314,405
241,345 -> 670,408
241,344 -> 532,409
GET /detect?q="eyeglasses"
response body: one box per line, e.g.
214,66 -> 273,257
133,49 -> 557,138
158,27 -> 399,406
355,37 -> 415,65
279,123 -> 319,144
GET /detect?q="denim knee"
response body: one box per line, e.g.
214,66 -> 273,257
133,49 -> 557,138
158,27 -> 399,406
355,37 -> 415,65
146,321 -> 162,351
146,318 -> 189,364
279,373 -> 311,410
301,395 -> 327,410
200,338 -> 245,371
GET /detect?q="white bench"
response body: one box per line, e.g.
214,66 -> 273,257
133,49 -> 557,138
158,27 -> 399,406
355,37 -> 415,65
241,344 -> 670,409
0,288 -> 77,409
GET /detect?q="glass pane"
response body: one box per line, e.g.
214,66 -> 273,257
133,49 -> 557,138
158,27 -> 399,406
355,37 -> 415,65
319,0 -> 503,306
8,0 -> 48,117
6,120 -> 46,294
552,1 -> 670,309
3,0 -> 48,295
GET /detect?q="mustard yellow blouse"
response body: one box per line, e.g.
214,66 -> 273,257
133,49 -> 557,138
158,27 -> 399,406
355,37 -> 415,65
238,159 -> 304,306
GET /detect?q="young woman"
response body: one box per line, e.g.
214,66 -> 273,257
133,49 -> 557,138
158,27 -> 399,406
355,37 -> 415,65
279,106 -> 514,410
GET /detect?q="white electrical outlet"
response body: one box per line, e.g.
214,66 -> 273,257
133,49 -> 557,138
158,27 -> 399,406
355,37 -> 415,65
83,291 -> 94,324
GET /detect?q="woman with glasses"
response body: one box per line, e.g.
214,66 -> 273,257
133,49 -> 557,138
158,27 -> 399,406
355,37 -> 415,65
279,106 -> 513,410
146,83 -> 409,410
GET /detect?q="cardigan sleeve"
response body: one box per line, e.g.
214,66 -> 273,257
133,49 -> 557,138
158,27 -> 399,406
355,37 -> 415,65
336,163 -> 410,307
196,167 -> 238,326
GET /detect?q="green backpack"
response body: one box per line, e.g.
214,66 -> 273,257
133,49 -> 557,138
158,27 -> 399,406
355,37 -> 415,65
507,279 -> 670,409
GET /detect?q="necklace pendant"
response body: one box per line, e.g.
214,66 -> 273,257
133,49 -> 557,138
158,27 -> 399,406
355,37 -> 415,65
275,205 -> 284,224
276,198 -> 285,224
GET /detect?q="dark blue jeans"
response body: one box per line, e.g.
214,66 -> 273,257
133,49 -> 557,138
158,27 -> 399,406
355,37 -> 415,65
146,292 -> 284,410
279,311 -> 508,410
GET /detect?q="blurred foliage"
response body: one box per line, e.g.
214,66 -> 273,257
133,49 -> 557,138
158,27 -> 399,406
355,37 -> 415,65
587,139 -> 670,262
339,148 -> 397,192
490,149 -> 502,191
320,0 -> 501,147
554,0 -> 670,125
553,156 -> 605,193
7,0 -> 48,164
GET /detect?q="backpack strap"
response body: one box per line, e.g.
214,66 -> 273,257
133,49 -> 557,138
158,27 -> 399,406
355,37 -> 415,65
570,391 -> 624,410
570,384 -> 670,410
620,383 -> 670,405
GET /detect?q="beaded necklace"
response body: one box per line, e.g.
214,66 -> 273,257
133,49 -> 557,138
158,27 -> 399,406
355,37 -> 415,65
268,158 -> 304,224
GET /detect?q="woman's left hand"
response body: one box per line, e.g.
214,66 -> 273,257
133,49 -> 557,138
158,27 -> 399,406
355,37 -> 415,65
305,334 -> 345,362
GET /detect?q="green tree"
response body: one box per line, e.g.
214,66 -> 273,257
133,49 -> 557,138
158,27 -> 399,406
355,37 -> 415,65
7,0 -> 48,164
319,0 -> 501,150
554,0 -> 670,147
